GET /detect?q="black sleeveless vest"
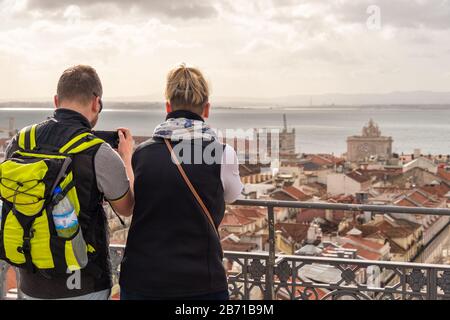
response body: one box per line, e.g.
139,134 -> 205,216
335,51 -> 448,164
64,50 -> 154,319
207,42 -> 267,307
120,111 -> 227,298
9,109 -> 111,298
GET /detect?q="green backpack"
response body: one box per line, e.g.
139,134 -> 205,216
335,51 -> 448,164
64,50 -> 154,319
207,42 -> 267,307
0,124 -> 104,275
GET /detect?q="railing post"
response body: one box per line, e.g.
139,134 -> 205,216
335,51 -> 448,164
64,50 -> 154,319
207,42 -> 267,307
427,268 -> 438,300
15,268 -> 23,300
265,205 -> 275,300
0,261 -> 7,300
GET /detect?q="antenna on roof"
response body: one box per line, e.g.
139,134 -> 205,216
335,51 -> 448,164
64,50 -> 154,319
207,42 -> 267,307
9,117 -> 15,138
283,114 -> 288,132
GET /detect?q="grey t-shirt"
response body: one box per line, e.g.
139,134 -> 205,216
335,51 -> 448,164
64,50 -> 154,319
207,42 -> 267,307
5,138 -> 129,202
94,143 -> 130,201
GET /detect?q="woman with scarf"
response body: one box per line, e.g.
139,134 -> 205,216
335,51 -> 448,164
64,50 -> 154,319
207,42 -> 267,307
119,63 -> 243,300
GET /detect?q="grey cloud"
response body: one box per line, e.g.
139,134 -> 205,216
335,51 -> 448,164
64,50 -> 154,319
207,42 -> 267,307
221,0 -> 450,31
331,0 -> 450,30
26,0 -> 218,19
291,45 -> 362,66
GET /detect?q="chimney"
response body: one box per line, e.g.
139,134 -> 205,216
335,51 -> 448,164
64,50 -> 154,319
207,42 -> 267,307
325,209 -> 334,222
374,214 -> 384,224
414,149 -> 421,160
307,223 -> 322,243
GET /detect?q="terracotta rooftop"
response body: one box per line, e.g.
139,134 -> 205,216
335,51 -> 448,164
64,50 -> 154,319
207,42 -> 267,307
221,239 -> 258,252
221,211 -> 254,227
270,191 -> 296,202
238,163 -> 271,177
438,167 -> 450,182
346,170 -> 372,183
296,209 -> 347,223
306,154 -> 344,167
342,235 -> 385,251
341,242 -> 382,260
387,239 -> 408,254
328,194 -> 356,203
301,183 -> 327,196
395,189 -> 442,208
275,223 -> 309,243
364,218 -> 421,238
421,183 -> 450,197
393,218 -> 423,231
281,186 -> 312,201
227,206 -> 266,220
359,169 -> 403,182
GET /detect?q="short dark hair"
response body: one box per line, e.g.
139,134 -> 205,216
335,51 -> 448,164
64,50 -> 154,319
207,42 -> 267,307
57,65 -> 103,106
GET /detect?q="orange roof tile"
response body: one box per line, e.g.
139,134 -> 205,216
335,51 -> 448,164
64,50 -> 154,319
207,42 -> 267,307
296,209 -> 347,223
221,211 -> 254,226
221,239 -> 258,252
306,154 -> 344,166
341,243 -> 382,260
421,184 -> 450,197
343,235 -> 385,251
346,170 -> 371,183
282,186 -> 312,201
228,207 -> 266,220
275,223 -> 309,243
438,167 -> 450,182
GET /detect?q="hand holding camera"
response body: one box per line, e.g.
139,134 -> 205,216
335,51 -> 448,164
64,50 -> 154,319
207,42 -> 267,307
92,128 -> 134,161
117,127 -> 134,162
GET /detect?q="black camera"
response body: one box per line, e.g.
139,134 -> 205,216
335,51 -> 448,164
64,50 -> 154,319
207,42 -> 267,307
92,130 -> 119,149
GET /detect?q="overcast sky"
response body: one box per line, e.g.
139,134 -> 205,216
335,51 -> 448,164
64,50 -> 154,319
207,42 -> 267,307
1,0 -> 450,101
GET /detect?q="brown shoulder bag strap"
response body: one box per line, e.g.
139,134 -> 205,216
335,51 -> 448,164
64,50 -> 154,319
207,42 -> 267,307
164,139 -> 221,240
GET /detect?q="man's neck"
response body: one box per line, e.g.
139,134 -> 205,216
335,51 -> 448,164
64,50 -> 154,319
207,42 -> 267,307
54,108 -> 93,129
56,105 -> 91,124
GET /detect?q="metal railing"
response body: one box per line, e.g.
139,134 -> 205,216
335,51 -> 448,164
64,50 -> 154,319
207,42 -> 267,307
2,199 -> 450,300
226,199 -> 450,300
109,199 -> 450,300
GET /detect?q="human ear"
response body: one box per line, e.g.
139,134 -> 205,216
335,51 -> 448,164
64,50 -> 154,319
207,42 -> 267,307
166,102 -> 172,114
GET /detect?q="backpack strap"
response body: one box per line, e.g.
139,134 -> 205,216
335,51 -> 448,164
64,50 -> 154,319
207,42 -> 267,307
17,127 -> 104,154
59,132 -> 104,154
17,124 -> 38,151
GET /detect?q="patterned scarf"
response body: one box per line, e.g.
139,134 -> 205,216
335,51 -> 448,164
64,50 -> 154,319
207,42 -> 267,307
152,117 -> 218,141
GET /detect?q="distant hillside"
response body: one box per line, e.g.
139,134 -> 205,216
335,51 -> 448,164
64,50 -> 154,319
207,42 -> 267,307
212,91 -> 450,106
3,91 -> 450,108
0,101 -> 163,110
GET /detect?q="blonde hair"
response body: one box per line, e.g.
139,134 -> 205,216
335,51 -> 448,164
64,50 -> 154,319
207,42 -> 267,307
165,63 -> 209,113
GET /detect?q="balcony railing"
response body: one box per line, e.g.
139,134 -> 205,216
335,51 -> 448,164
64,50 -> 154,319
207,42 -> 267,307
2,199 -> 450,300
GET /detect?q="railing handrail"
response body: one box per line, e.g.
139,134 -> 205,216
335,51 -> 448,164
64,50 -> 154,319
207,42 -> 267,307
107,244 -> 450,270
233,199 -> 450,216
4,198 -> 450,300
110,198 -> 450,300
223,250 -> 450,270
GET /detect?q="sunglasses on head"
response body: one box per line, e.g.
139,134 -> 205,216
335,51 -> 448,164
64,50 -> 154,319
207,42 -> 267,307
93,92 -> 103,113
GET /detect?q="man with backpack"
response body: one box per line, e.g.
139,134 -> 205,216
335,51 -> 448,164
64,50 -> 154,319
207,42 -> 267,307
0,65 -> 134,299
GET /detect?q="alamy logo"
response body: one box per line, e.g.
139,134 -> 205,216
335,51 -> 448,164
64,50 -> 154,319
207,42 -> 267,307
170,128 -> 281,165
366,5 -> 381,31
66,267 -> 81,290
